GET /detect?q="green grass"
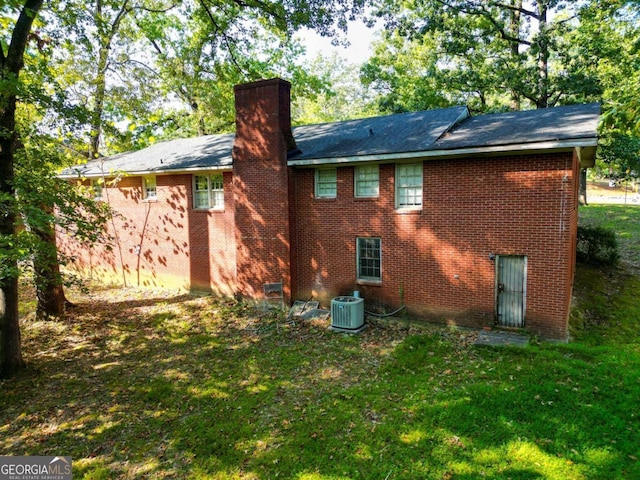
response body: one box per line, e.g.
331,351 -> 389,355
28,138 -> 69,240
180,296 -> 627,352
1,204 -> 639,479
578,204 -> 640,269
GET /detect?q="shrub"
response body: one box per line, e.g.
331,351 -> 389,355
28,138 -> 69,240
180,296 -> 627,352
576,225 -> 620,265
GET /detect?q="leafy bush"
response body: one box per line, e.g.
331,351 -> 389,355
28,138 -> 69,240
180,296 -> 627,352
576,225 -> 620,265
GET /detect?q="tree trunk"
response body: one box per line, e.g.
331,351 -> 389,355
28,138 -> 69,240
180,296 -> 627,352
33,220 -> 69,320
579,168 -> 588,206
536,1 -> 549,108
0,278 -> 24,377
0,114 -> 26,378
508,0 -> 523,110
89,0 -> 131,159
0,0 -> 45,378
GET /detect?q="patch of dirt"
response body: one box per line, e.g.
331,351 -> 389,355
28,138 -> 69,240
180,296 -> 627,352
586,180 -> 640,204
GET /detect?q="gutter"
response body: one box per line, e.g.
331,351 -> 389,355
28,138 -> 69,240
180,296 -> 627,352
287,138 -> 598,167
58,164 -> 233,179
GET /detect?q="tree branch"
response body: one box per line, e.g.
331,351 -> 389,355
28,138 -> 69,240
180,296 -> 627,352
491,1 -> 537,19
5,0 -> 45,74
434,0 -> 532,46
197,0 -> 249,76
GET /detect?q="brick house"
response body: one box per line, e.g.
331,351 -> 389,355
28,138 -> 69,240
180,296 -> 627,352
59,78 -> 599,340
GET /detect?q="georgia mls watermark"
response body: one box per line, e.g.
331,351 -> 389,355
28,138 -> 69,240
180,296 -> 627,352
0,456 -> 71,480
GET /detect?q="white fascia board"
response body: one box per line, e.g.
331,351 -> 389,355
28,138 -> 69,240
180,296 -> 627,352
287,138 -> 599,167
59,164 -> 232,179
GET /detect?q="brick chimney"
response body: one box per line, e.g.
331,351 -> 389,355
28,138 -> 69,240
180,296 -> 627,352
232,78 -> 297,302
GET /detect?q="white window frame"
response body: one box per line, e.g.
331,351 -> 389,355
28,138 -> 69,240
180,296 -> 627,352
395,163 -> 423,209
91,179 -> 103,201
357,237 -> 382,282
315,168 -> 337,198
355,165 -> 379,198
193,173 -> 224,210
143,176 -> 157,200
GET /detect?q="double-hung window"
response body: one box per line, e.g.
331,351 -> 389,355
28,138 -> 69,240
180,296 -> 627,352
355,165 -> 379,198
396,163 -> 423,209
193,173 -> 224,209
315,168 -> 337,198
357,237 -> 382,282
91,179 -> 103,200
143,176 -> 157,200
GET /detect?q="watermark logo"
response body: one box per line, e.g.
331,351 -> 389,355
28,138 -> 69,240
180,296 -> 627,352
0,456 -> 71,480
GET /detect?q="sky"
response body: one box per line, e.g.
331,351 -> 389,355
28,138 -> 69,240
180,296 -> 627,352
294,20 -> 380,65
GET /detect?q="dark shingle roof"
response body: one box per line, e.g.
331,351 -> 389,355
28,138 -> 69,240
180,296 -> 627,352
290,106 -> 469,161
61,134 -> 234,178
435,103 -> 600,150
59,103 -> 599,177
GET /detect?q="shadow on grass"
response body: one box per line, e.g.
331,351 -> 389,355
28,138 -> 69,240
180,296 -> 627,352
1,289 -> 639,479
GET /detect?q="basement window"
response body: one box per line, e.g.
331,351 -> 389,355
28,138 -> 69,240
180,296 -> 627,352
355,165 -> 379,198
357,237 -> 382,282
143,176 -> 157,200
315,168 -> 337,198
193,173 -> 224,210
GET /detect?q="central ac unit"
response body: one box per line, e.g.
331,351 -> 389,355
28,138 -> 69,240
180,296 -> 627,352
330,296 -> 365,332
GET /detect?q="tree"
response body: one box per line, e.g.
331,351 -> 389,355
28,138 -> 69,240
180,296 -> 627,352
49,0 -> 168,157
366,0 -> 603,112
293,53 -> 378,123
572,1 -> 640,179
0,0 -> 44,378
138,4 -> 310,138
13,116 -> 112,319
2,0 -> 368,376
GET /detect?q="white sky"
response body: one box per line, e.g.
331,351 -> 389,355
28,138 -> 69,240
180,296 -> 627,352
295,20 -> 380,65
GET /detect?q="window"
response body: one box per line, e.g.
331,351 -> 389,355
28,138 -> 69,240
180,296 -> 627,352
315,168 -> 337,198
396,163 -> 423,209
143,176 -> 157,200
357,237 -> 381,282
355,165 -> 379,198
91,179 -> 103,200
193,173 -> 224,209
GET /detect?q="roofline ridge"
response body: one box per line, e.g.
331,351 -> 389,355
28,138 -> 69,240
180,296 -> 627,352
291,105 -> 468,131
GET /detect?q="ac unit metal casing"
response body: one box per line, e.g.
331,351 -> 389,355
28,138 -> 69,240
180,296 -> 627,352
330,296 -> 365,331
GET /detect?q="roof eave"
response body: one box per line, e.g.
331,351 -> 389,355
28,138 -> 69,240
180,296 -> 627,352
58,164 -> 233,179
287,138 -> 599,167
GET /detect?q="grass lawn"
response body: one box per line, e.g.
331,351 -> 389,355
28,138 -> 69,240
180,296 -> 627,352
1,205 -> 639,479
578,203 -> 640,270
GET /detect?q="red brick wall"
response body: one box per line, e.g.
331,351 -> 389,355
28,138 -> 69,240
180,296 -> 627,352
59,172 -> 237,294
291,152 -> 579,340
232,79 -> 294,300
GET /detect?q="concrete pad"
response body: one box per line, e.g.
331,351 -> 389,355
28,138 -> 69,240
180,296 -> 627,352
328,323 -> 368,334
474,330 -> 529,347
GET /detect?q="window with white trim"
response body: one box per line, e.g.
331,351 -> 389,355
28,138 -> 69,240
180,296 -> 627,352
91,179 -> 103,200
143,176 -> 157,200
357,237 -> 382,282
396,163 -> 423,208
315,168 -> 337,198
193,173 -> 224,209
355,165 -> 379,198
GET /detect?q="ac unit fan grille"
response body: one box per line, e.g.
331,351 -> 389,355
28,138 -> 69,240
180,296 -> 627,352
331,296 -> 364,330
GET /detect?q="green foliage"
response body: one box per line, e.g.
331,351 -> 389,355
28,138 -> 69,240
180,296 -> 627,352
3,285 -> 640,478
361,30 -> 453,113
576,225 -> 620,265
579,204 -> 640,268
293,53 -> 378,123
35,0 -> 368,155
595,131 -> 640,181
364,0 -> 640,180
366,0 -> 603,112
10,114 -> 113,290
